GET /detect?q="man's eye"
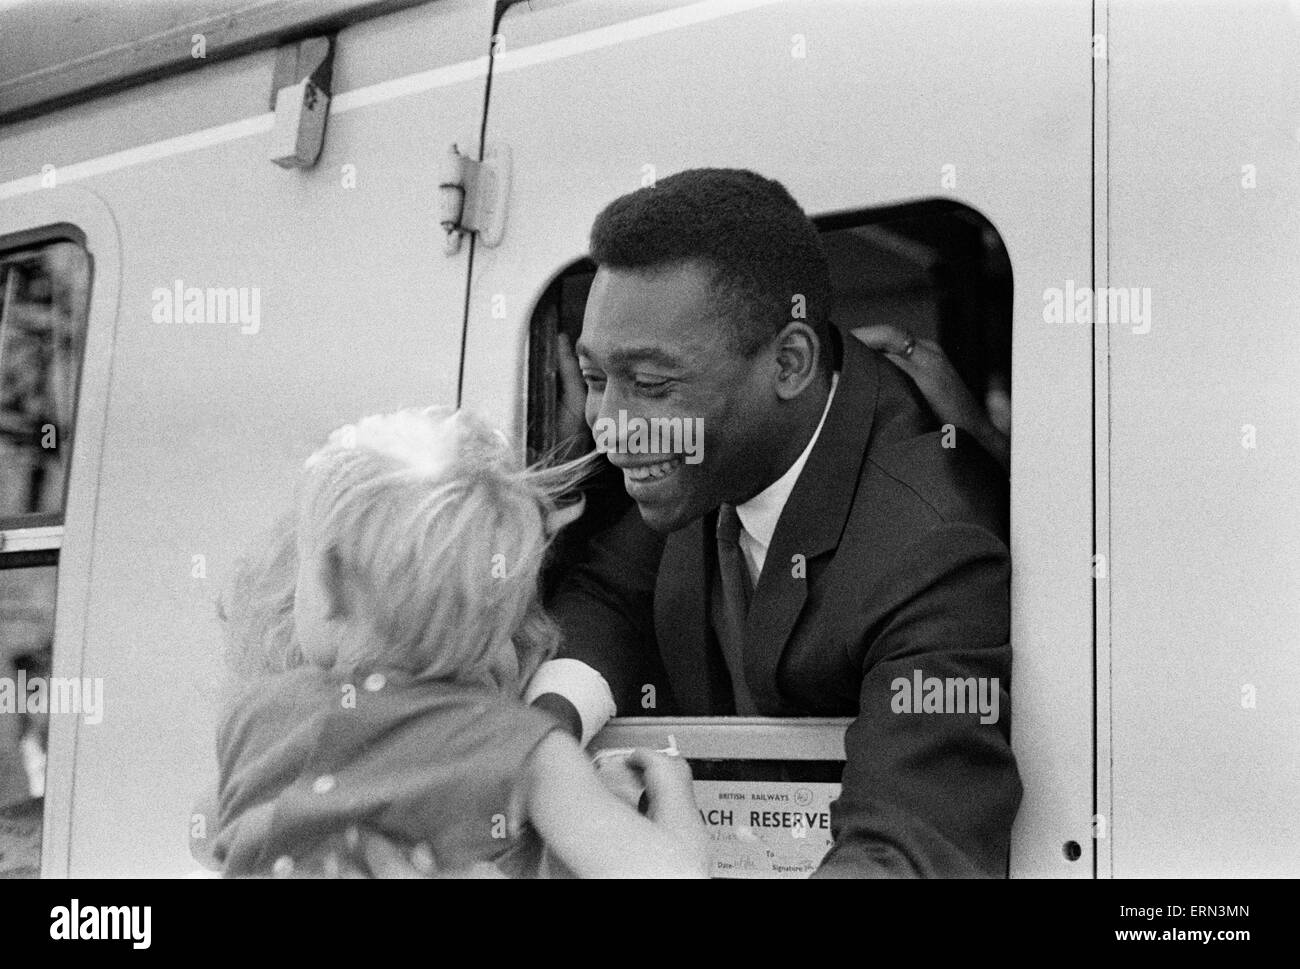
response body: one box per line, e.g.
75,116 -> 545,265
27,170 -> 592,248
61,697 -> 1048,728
582,373 -> 606,390
634,379 -> 671,396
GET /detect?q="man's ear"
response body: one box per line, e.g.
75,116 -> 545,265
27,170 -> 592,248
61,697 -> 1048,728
772,321 -> 821,400
318,546 -> 352,621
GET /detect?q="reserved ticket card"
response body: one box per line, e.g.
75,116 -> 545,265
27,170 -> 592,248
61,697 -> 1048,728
693,781 -> 842,879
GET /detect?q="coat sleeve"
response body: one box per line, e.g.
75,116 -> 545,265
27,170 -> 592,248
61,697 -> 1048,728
545,500 -> 670,715
813,520 -> 1022,878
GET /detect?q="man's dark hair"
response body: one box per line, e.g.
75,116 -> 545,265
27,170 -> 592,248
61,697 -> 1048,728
589,168 -> 833,365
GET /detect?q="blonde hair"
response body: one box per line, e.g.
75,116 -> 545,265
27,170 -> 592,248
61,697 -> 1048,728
218,407 -> 594,695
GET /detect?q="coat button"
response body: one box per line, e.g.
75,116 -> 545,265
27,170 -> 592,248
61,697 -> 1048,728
272,855 -> 294,877
312,775 -> 336,794
364,673 -> 386,692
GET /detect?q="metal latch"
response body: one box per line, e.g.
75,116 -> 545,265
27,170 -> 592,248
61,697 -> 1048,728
439,144 -> 511,255
269,37 -> 334,169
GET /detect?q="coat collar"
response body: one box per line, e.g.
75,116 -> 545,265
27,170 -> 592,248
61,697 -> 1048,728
761,335 -> 879,565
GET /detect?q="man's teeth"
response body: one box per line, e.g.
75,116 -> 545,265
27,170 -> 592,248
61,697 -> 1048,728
624,458 -> 681,481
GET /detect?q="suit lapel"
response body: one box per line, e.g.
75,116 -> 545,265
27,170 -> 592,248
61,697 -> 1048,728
744,337 -> 882,712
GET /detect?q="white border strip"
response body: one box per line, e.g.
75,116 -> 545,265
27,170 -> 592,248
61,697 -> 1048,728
0,114 -> 273,200
492,0 -> 784,75
0,0 -> 784,202
330,55 -> 486,114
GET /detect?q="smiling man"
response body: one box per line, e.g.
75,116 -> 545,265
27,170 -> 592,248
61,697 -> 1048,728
578,256 -> 828,535
526,168 -> 1021,878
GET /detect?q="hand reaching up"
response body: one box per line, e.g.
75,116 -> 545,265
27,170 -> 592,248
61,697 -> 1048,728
852,324 -> 1009,473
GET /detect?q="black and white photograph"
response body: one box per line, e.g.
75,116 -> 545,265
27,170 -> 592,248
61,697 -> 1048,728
0,0 -> 1292,946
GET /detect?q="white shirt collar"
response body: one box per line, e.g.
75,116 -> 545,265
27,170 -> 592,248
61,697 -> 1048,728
735,373 -> 839,558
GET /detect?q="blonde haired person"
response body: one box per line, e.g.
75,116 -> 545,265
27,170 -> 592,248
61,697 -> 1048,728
213,407 -> 707,878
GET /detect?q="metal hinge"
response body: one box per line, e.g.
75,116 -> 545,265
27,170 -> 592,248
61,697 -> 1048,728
439,143 -> 511,255
268,36 -> 334,169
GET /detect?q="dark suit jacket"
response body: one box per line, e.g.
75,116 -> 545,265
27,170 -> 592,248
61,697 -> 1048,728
548,335 -> 1022,877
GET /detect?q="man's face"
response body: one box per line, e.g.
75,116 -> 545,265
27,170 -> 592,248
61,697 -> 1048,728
577,261 -> 778,533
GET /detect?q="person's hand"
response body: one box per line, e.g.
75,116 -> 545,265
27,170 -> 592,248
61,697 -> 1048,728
625,750 -> 706,835
554,332 -> 592,458
851,324 -> 1009,472
624,749 -> 695,821
623,749 -> 710,875
591,749 -> 647,809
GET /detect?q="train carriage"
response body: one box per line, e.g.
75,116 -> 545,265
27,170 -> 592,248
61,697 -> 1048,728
0,0 -> 1296,878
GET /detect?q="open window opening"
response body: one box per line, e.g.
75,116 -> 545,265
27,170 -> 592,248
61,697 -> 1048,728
524,200 -> 1013,878
0,233 -> 92,878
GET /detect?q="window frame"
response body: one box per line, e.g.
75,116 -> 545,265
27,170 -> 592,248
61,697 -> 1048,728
0,224 -> 91,553
523,200 -> 1016,740
0,189 -> 119,877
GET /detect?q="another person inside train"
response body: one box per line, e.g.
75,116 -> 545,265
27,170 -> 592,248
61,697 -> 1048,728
211,406 -> 708,878
526,167 -> 1021,878
851,323 -> 1010,474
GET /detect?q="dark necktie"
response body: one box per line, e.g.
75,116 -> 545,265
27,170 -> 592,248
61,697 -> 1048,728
713,503 -> 758,714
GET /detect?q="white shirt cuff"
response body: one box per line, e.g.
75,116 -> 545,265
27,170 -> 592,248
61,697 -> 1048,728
524,658 -> 617,747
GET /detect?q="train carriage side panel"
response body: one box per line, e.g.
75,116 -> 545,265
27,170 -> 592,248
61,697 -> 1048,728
460,0 -> 1096,877
1104,0 -> 1300,877
0,0 -> 492,875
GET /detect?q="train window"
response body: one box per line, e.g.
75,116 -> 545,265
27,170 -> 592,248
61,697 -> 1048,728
0,564 -> 54,876
526,203 -> 1012,877
526,259 -> 596,462
0,236 -> 92,877
1,239 -> 91,526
